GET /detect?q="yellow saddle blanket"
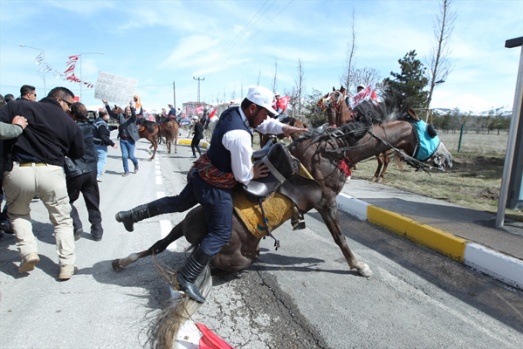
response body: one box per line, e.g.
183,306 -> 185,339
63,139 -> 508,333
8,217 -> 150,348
233,163 -> 313,239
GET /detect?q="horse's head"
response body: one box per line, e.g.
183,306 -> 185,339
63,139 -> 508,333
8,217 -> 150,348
347,94 -> 453,171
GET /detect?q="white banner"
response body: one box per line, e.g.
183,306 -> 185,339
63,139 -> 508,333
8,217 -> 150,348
94,71 -> 137,106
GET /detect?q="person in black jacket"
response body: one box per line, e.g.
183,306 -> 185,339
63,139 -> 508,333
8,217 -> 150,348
93,110 -> 117,182
65,102 -> 103,241
191,116 -> 204,158
0,86 -> 85,280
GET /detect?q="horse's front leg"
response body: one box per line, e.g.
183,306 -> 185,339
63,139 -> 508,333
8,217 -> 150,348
318,204 -> 372,277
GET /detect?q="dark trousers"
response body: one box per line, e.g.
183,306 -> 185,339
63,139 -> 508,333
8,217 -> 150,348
66,171 -> 102,234
153,171 -> 233,256
191,137 -> 202,156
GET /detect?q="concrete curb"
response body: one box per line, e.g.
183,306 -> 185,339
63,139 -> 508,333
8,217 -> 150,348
337,193 -> 523,291
178,139 -> 209,148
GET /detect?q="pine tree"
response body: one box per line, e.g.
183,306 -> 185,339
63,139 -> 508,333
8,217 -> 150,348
383,50 -> 429,108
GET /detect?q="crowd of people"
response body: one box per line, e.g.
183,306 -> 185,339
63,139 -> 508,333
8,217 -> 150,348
0,84 -> 308,298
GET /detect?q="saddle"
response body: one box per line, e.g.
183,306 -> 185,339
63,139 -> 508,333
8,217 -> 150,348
245,142 -> 322,214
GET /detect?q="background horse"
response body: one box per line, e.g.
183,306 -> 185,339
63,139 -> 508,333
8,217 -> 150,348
320,87 -> 401,181
319,87 -> 355,127
157,120 -> 179,154
137,120 -> 160,161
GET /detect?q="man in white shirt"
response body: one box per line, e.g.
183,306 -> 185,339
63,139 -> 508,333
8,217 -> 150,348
115,86 -> 307,302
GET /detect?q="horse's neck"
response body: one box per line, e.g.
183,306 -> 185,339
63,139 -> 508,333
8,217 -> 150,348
334,102 -> 352,127
345,121 -> 415,163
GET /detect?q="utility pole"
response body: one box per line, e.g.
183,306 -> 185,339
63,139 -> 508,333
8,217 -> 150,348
193,76 -> 205,102
173,81 -> 176,108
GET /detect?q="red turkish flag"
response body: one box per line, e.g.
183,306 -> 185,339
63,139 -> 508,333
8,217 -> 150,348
209,107 -> 217,118
276,96 -> 290,111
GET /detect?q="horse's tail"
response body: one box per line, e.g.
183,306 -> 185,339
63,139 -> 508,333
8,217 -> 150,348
147,261 -> 212,349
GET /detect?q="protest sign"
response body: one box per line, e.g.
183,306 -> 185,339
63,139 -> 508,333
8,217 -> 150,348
94,71 -> 137,106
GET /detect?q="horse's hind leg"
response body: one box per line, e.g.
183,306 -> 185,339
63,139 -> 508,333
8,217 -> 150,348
112,225 -> 184,271
149,138 -> 157,161
378,152 -> 391,182
372,154 -> 383,182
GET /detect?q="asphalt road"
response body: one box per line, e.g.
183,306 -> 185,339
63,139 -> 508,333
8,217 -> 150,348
1,136 -> 522,349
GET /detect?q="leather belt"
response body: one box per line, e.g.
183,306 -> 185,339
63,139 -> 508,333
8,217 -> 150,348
19,162 -> 47,167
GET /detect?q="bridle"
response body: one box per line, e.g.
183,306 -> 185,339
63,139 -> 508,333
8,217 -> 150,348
320,121 -> 435,174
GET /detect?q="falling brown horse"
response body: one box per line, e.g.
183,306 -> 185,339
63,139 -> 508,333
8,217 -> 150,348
112,92 -> 452,276
116,93 -> 453,347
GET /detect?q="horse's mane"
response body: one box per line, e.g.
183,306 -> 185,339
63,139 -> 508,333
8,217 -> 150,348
353,90 -> 411,123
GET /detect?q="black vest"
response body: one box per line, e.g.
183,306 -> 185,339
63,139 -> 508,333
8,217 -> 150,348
207,107 -> 251,173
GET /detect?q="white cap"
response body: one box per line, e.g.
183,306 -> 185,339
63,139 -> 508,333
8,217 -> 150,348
246,86 -> 278,116
193,115 -> 199,120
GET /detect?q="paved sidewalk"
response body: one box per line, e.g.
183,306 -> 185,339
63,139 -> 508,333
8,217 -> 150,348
337,178 -> 523,291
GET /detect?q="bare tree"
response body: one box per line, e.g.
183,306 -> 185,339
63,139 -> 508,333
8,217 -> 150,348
257,70 -> 261,85
352,67 -> 382,91
341,9 -> 357,90
426,0 -> 456,111
272,58 -> 278,93
294,58 -> 305,115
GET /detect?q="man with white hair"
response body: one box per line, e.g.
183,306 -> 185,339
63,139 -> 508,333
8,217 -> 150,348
115,86 -> 307,302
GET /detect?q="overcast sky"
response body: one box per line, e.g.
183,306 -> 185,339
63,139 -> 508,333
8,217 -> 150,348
1,0 -> 522,113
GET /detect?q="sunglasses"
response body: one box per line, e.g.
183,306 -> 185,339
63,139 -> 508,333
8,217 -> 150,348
61,99 -> 73,107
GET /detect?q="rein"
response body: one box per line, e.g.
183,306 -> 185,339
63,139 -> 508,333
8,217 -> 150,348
367,129 -> 433,173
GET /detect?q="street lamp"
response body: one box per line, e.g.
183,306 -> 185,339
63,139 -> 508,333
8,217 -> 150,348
19,44 -> 46,95
78,51 -> 104,101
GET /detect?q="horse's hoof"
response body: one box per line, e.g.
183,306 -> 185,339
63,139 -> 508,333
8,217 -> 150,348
112,259 -> 124,272
356,262 -> 372,277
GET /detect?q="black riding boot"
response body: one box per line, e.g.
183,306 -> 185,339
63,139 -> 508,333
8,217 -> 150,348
176,247 -> 214,303
115,203 -> 161,232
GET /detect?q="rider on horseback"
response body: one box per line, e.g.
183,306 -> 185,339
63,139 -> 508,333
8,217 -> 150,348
115,86 -> 307,302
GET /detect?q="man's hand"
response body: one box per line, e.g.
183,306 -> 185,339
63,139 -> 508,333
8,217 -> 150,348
282,125 -> 308,137
12,115 -> 28,129
252,162 -> 269,179
102,99 -> 108,105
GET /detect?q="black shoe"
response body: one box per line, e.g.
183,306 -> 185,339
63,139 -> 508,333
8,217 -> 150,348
91,225 -> 103,241
115,203 -> 161,232
176,247 -> 214,303
74,229 -> 83,241
92,233 -> 102,241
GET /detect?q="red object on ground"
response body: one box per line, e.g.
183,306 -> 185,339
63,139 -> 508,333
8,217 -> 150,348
196,323 -> 235,349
